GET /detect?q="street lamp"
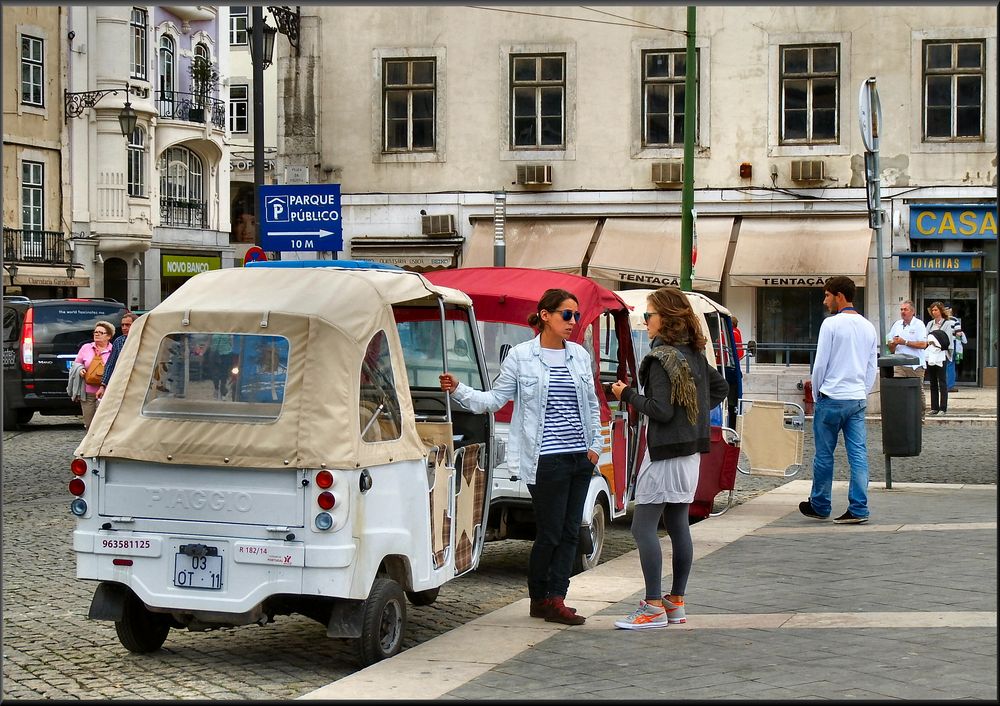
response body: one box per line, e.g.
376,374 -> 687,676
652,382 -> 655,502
65,82 -> 139,138
248,18 -> 278,70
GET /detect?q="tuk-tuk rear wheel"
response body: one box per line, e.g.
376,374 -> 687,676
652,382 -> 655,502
356,577 -> 406,667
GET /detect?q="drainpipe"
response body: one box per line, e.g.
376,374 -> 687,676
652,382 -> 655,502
493,190 -> 506,267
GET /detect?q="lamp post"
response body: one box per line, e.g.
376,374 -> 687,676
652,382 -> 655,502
247,7 -> 301,249
65,82 -> 139,138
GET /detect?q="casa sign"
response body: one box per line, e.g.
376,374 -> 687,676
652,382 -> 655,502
909,204 -> 997,240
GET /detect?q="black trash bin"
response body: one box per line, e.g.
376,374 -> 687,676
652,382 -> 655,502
877,354 -> 922,457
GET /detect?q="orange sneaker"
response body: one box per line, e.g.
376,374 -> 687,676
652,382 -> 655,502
662,596 -> 686,624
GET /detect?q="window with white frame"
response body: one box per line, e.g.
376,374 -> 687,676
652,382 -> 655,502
230,84 -> 249,133
158,35 -> 175,94
510,54 -> 565,148
779,44 -> 839,144
642,49 -> 699,147
383,58 -> 435,152
20,35 -> 44,107
130,8 -> 148,80
21,161 -> 43,230
128,128 -> 146,197
230,6 -> 249,46
923,40 -> 985,141
159,146 -> 205,228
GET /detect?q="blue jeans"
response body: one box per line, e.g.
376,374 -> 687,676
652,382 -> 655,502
810,396 -> 869,518
526,452 -> 593,599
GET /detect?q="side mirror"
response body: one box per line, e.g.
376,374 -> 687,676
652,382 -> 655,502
747,340 -> 757,357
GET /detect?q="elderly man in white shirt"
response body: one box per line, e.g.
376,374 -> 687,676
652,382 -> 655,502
887,300 -> 927,417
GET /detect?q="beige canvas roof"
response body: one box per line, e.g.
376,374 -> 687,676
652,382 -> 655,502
616,288 -> 732,364
76,267 -> 470,470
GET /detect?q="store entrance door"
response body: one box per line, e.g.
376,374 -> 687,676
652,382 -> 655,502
915,277 -> 979,385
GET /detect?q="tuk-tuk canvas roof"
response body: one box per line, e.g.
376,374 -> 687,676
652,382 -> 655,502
77,267 -> 465,469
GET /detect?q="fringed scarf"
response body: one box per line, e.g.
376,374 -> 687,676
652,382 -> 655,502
642,339 -> 699,426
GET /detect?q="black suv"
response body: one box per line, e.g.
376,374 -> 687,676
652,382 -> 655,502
3,297 -> 127,429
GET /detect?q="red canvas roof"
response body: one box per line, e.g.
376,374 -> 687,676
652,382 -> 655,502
424,267 -> 629,343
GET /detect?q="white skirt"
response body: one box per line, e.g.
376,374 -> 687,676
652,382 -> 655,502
634,447 -> 700,505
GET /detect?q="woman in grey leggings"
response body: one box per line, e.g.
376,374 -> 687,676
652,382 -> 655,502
609,287 -> 729,630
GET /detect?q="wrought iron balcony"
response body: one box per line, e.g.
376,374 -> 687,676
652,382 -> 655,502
3,228 -> 71,264
155,90 -> 226,129
160,198 -> 208,229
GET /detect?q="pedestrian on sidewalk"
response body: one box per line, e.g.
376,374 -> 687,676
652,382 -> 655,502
926,301 -> 956,415
440,288 -> 601,626
95,311 -> 136,401
73,320 -> 115,430
887,300 -> 927,419
609,287 -> 728,629
943,305 -> 966,391
800,276 -> 877,525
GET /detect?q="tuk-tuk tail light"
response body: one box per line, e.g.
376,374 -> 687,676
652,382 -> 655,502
315,512 -> 334,530
317,491 -> 336,510
315,470 -> 334,488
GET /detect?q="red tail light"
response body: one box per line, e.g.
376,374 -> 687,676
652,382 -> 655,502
317,491 -> 335,510
316,470 -> 333,488
71,458 -> 88,476
20,307 -> 34,373
69,478 -> 86,496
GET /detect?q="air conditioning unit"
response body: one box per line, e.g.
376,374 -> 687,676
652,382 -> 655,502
420,214 -> 456,237
790,160 -> 826,181
651,162 -> 683,185
515,164 -> 553,186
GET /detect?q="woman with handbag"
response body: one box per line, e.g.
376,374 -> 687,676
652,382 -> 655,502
73,320 -> 115,430
926,302 -> 955,416
609,287 -> 729,630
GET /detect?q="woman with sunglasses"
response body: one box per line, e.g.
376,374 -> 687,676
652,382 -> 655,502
609,287 -> 729,630
440,288 -> 601,626
73,320 -> 116,431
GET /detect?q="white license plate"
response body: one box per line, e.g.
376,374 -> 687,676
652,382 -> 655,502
173,551 -> 223,590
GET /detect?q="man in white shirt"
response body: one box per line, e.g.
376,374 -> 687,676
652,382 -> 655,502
800,276 -> 878,525
887,300 -> 927,417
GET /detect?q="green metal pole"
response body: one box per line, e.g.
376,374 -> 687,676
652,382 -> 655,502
680,6 -> 696,292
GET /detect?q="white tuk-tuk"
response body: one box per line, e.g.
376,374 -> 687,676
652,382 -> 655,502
71,265 -> 492,665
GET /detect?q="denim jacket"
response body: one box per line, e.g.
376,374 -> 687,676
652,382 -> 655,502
450,335 -> 602,484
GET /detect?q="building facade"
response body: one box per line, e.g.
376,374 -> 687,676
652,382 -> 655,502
282,4 -> 997,386
2,7 -> 80,297
62,5 -> 234,310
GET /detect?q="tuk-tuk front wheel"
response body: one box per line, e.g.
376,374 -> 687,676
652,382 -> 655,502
356,577 -> 406,666
573,501 -> 606,574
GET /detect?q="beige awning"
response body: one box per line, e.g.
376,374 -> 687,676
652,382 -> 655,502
728,217 -> 872,287
465,219 -> 598,273
350,237 -> 463,272
7,264 -> 91,288
587,217 -> 734,292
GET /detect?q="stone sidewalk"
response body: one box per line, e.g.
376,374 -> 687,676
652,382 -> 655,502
301,480 -> 997,701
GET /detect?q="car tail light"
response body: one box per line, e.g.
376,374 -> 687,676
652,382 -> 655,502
71,458 -> 88,476
316,470 -> 333,488
20,307 -> 34,373
69,478 -> 86,496
317,491 -> 335,510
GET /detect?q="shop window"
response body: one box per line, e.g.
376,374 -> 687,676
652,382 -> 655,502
360,330 -> 402,442
756,287 -> 864,365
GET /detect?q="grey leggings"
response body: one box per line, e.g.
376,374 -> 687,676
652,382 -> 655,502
631,502 -> 693,600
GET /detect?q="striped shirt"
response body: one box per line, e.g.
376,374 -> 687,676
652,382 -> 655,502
539,349 -> 587,456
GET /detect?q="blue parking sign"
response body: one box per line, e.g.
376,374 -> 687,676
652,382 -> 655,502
258,184 -> 343,252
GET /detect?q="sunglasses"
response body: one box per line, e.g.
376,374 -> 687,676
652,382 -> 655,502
554,309 -> 581,323
642,312 -> 658,324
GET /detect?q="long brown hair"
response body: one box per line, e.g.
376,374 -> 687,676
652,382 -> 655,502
646,287 -> 706,352
527,288 -> 578,332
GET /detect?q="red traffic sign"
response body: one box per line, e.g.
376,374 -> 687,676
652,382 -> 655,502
243,246 -> 267,266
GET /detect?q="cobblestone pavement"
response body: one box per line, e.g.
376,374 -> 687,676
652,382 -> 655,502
2,414 -> 995,699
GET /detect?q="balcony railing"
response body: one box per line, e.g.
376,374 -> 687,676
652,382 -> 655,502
3,228 -> 71,264
155,90 -> 226,129
161,198 -> 208,228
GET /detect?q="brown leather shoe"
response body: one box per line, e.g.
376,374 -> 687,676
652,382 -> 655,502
544,596 -> 585,625
530,598 -> 577,618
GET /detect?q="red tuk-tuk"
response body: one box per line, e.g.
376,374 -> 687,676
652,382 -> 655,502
425,267 -> 637,571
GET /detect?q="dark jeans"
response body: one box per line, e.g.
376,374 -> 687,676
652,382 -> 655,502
526,452 -> 593,600
927,364 -> 948,412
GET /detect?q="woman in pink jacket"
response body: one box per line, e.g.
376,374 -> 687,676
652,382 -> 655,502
73,320 -> 115,430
